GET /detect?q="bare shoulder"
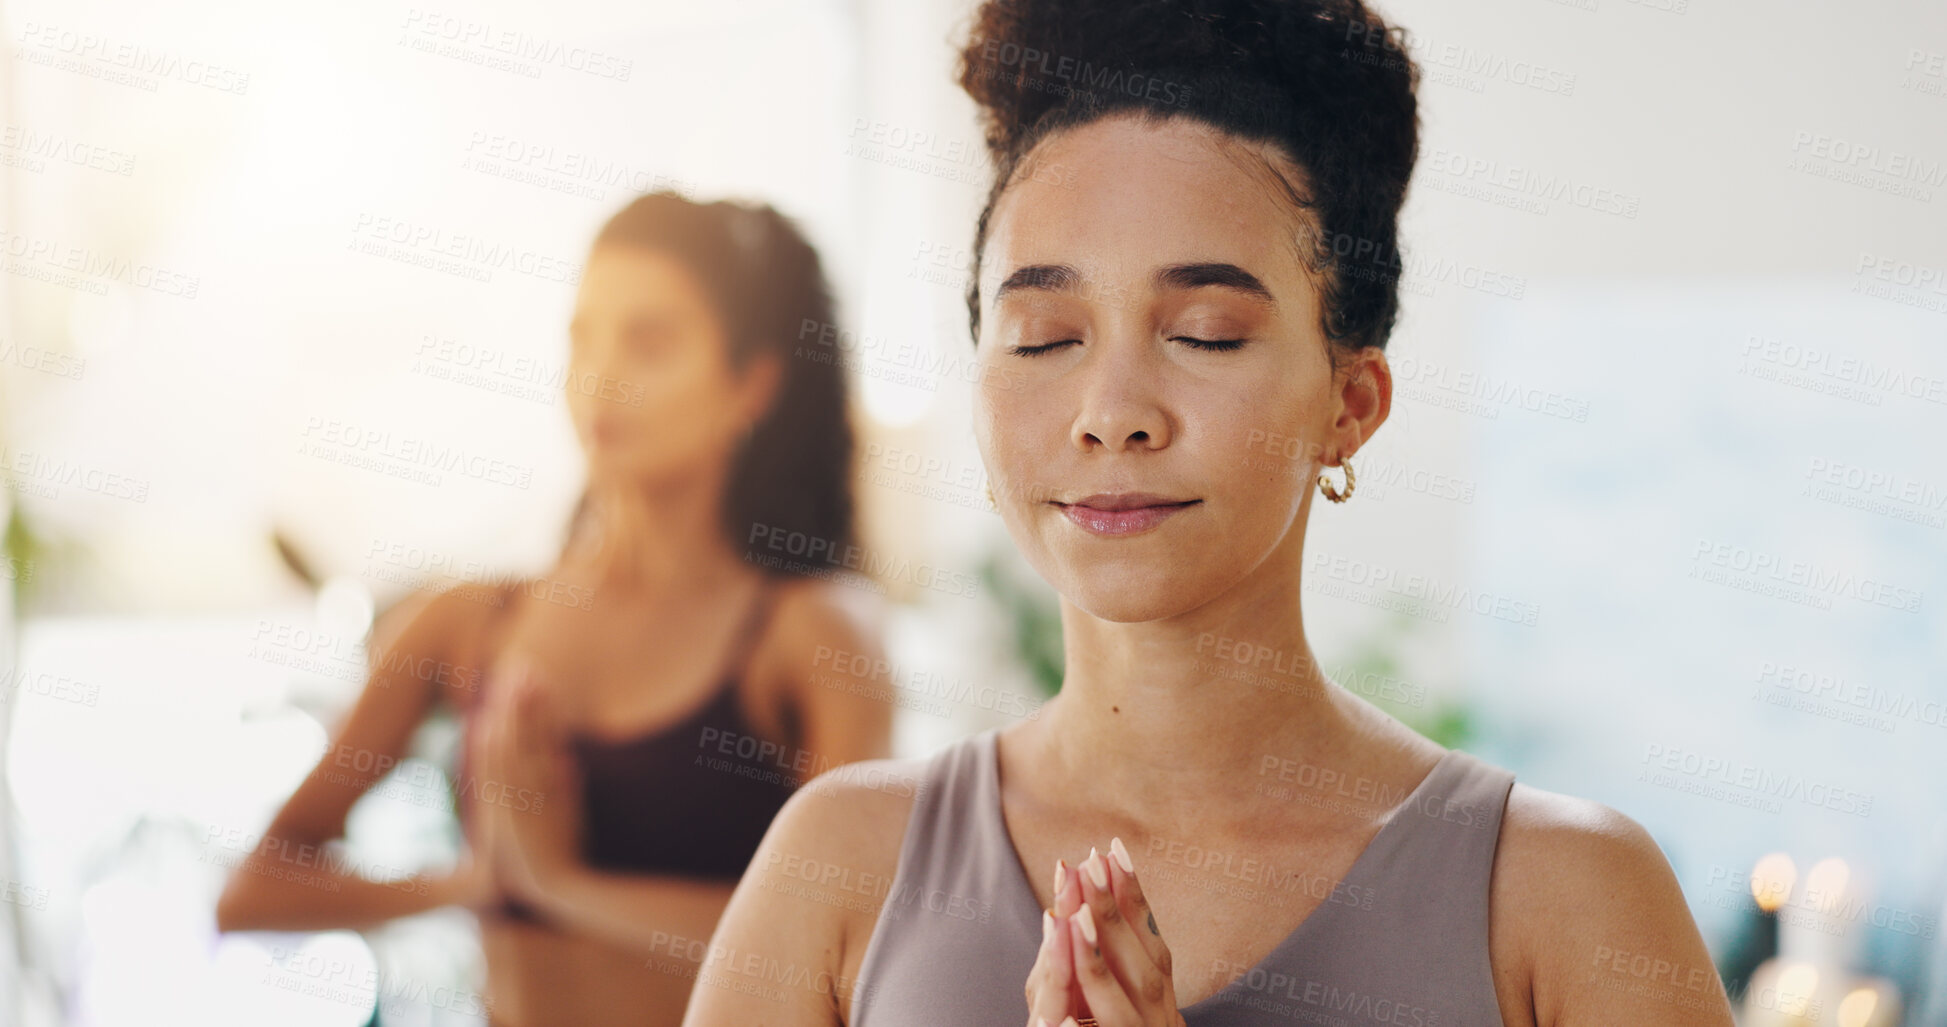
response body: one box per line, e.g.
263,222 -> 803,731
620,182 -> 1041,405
1489,783 -> 1733,1025
367,580 -> 517,715
757,576 -> 889,665
773,752 -> 931,943
691,750 -> 932,1025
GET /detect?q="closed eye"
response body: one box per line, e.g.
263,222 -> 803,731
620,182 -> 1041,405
1006,339 -> 1079,357
1174,337 -> 1247,351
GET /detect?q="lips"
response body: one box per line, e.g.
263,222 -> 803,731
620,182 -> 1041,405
1053,493 -> 1199,537
1064,492 -> 1194,511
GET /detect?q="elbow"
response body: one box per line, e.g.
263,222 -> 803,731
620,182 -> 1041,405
213,883 -> 251,934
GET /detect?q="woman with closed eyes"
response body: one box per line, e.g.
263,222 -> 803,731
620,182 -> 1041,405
682,1 -> 1733,1025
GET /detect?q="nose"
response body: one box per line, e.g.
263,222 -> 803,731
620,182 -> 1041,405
1069,338 -> 1172,453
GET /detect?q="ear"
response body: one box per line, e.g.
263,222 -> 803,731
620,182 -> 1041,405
1331,346 -> 1391,461
738,349 -> 785,427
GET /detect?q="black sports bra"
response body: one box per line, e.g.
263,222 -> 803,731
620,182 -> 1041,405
450,580 -> 801,925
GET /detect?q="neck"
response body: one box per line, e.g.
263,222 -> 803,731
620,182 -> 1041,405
564,467 -> 751,594
1035,547 -> 1358,824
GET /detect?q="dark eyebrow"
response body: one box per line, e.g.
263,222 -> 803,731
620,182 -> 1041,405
993,263 -> 1079,303
1155,262 -> 1275,305
991,261 -> 1275,307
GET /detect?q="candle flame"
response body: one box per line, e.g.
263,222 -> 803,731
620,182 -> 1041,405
1838,987 -> 1879,1027
1777,963 -> 1819,1018
1806,857 -> 1851,916
1751,852 -> 1796,912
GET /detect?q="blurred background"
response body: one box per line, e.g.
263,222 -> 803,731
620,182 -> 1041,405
1,0 -> 1943,1024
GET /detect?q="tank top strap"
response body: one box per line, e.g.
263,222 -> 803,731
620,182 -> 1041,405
1350,746 -> 1516,905
1303,745 -> 1515,1016
715,579 -> 782,685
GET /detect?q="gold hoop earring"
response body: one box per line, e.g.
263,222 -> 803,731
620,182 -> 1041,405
983,482 -> 997,511
1317,457 -> 1356,503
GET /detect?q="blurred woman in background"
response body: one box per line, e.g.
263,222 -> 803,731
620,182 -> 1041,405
218,191 -> 893,1026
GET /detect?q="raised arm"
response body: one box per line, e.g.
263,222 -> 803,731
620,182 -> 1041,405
501,578 -> 897,962
213,585 -> 494,932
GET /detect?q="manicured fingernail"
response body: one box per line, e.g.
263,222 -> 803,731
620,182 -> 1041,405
1085,847 -> 1108,889
1041,909 -> 1053,945
1054,858 -> 1067,895
1110,835 -> 1135,874
1075,902 -> 1097,945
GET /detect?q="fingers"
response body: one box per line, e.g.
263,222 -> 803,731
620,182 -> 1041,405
1065,902 -> 1137,1026
1024,909 -> 1076,1027
1079,844 -> 1174,1014
1052,856 -> 1083,919
1105,835 -> 1174,983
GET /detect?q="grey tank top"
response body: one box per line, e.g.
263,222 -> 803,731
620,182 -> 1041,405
849,727 -> 1517,1027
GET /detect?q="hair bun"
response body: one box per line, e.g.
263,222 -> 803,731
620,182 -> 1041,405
956,0 -> 1404,166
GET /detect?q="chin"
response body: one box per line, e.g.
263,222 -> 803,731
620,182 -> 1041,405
1047,556 -> 1225,623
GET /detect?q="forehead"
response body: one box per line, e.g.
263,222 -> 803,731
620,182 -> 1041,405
985,113 -> 1310,296
577,244 -> 702,306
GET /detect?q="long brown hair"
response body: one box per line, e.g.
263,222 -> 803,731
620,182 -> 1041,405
566,192 -> 857,577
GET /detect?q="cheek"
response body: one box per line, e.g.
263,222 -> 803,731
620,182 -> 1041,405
1213,367 -> 1327,479
973,375 -> 1038,475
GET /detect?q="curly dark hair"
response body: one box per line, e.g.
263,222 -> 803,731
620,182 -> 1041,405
568,191 -> 857,575
955,0 -> 1420,371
